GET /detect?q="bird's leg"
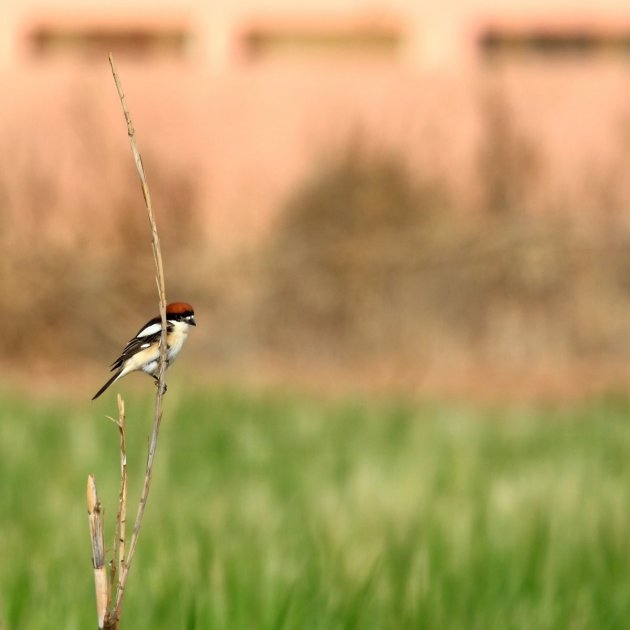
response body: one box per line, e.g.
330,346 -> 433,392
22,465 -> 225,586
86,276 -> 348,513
152,376 -> 167,395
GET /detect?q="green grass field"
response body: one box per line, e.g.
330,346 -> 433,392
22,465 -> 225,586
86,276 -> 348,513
1,387 -> 630,628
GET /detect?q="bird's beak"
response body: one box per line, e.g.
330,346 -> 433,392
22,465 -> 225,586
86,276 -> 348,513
190,316 -> 196,326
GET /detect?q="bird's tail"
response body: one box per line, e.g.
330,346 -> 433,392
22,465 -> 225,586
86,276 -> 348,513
92,370 -> 123,400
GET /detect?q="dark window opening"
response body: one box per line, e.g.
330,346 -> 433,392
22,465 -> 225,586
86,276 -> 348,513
28,23 -> 190,60
479,28 -> 630,61
241,21 -> 402,61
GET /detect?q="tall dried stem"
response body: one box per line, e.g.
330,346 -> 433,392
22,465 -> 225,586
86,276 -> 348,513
107,53 -> 169,621
86,55 -> 171,629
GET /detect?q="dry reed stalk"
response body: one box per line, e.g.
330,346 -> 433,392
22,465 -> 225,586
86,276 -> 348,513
109,395 -> 127,603
108,52 -> 169,621
87,475 -> 108,629
86,55 -> 170,629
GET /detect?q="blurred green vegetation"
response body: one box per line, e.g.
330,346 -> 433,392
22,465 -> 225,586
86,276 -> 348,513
1,388 -> 630,628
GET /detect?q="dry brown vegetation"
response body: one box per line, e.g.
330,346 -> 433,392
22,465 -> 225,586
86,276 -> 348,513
257,101 -> 630,372
0,130 -> 200,361
3,85 -> 630,390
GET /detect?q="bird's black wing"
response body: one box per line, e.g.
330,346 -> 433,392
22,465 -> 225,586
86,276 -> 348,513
109,317 -> 173,371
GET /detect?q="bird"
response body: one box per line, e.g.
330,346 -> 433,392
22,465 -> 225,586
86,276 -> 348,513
92,302 -> 196,400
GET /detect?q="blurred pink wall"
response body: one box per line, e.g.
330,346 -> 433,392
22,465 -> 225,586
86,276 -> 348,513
1,1 -> 630,250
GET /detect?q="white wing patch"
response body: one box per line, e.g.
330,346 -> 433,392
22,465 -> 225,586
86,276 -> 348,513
137,322 -> 162,337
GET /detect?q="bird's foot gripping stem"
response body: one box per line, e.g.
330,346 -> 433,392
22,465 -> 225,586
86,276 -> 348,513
153,378 -> 168,395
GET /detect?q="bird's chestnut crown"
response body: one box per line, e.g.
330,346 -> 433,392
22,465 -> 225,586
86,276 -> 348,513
166,302 -> 196,325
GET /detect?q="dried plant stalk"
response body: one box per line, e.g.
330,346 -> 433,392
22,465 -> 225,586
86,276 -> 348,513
87,475 -> 109,629
108,53 -> 169,621
109,394 -> 128,604
86,56 -> 171,629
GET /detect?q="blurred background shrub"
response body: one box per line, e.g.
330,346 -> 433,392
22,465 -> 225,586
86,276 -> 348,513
1,81 -> 630,394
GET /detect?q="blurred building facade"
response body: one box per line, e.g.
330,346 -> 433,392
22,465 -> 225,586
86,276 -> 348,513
3,1 -> 630,70
1,0 -> 630,247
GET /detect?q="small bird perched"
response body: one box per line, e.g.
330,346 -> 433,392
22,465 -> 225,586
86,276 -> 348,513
92,302 -> 196,400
